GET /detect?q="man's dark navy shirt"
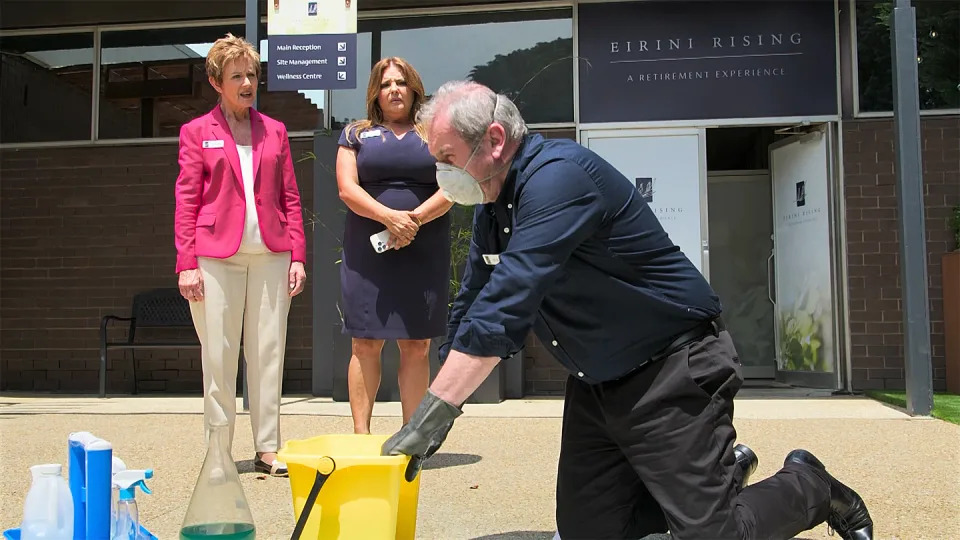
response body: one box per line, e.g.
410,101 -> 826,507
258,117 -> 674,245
441,134 -> 722,384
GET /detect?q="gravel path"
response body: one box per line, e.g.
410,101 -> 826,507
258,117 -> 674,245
2,412 -> 957,539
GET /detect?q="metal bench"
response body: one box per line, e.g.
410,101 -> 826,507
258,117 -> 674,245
99,287 -> 246,404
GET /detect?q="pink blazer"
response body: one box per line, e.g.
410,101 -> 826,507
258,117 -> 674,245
174,107 -> 306,273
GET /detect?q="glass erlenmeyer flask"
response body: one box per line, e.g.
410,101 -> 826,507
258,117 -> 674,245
180,421 -> 256,540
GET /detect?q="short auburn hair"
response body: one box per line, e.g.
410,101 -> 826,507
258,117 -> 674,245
205,33 -> 261,84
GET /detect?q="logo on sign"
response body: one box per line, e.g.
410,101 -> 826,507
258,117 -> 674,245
782,179 -> 822,225
635,177 -> 654,203
307,2 -> 317,15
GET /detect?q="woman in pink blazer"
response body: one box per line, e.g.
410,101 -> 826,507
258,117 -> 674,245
174,34 -> 306,477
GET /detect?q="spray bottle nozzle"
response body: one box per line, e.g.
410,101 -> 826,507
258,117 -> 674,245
112,469 -> 154,500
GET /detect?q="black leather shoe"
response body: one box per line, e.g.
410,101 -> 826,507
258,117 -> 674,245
254,455 -> 288,477
733,443 -> 758,487
785,450 -> 873,540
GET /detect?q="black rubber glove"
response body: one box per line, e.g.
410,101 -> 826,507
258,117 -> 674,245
381,389 -> 462,481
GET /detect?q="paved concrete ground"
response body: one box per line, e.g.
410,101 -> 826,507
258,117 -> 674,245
1,394 -> 958,539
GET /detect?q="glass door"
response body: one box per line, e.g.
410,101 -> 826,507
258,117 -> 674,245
580,128 -> 708,274
707,171 -> 776,379
769,125 -> 842,388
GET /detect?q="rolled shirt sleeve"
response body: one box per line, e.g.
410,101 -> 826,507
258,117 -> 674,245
449,160 -> 605,359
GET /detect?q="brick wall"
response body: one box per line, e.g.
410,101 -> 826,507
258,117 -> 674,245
3,118 -> 955,396
0,140 -> 315,393
843,116 -> 960,391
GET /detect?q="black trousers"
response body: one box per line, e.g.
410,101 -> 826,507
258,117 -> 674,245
555,330 -> 832,540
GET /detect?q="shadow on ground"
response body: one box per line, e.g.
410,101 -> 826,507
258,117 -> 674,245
422,452 -> 482,470
233,453 -> 481,475
469,534 -> 674,540
470,532 -> 554,540
471,531 -> 671,540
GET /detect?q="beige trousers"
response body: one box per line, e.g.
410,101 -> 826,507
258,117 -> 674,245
190,251 -> 292,453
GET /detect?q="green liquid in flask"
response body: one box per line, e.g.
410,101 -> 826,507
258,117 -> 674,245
179,522 -> 256,540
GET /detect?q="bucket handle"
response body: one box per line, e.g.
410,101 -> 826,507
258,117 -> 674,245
290,456 -> 337,540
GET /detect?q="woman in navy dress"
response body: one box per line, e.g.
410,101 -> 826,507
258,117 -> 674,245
336,57 -> 453,434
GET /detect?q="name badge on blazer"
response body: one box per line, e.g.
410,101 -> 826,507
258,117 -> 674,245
359,130 -> 381,139
202,139 -> 225,149
482,254 -> 501,266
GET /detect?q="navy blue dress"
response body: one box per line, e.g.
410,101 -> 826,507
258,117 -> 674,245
337,125 -> 451,340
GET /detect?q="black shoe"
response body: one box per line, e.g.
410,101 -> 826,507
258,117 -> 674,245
785,450 -> 873,540
733,444 -> 758,487
254,455 -> 289,477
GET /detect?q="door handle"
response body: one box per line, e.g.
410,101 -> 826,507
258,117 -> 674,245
700,238 -> 710,282
702,247 -> 710,282
767,250 -> 775,305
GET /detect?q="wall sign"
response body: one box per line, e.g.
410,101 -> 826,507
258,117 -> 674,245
577,1 -> 838,123
267,0 -> 358,90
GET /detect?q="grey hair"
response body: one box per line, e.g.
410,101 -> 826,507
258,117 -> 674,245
418,81 -> 528,146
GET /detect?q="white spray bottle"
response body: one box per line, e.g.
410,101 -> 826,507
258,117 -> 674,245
111,469 -> 153,540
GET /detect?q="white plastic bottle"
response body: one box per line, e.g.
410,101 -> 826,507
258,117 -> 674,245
20,464 -> 74,540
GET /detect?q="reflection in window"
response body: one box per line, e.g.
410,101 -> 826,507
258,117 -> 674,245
331,32 -> 373,130
856,1 -> 959,112
382,12 -> 572,124
99,26 -> 325,139
534,128 -> 577,141
0,33 -> 94,143
330,10 -> 573,129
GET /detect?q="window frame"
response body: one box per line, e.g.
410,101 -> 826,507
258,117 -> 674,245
0,0 -> 576,149
849,0 -> 960,118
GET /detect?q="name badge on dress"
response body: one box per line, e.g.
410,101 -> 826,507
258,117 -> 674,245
202,139 -> 225,149
360,130 -> 381,139
482,254 -> 501,266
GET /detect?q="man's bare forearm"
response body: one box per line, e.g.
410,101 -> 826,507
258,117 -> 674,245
430,350 -> 500,406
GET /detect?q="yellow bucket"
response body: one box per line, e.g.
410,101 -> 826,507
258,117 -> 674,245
278,434 -> 421,540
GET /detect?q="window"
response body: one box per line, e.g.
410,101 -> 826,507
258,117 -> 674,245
330,31 -> 373,130
856,0 -> 960,112
98,24 -> 324,140
0,32 -> 94,143
331,9 -> 574,130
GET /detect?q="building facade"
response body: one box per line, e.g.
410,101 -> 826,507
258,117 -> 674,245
1,0 -> 957,398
